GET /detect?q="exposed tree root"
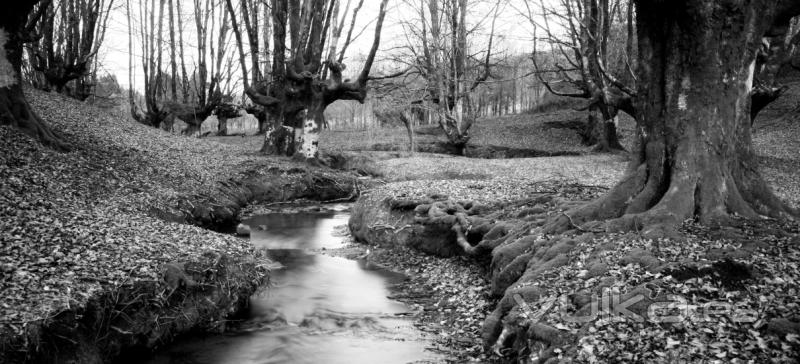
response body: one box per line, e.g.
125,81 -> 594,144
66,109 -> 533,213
1,86 -> 70,152
409,199 -> 517,257
543,160 -> 798,239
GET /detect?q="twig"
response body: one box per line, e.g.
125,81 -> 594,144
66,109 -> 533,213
560,211 -> 603,233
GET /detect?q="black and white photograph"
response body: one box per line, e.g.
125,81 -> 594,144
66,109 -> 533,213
1,0 -> 800,362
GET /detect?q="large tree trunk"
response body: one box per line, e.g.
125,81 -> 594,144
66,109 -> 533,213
583,104 -> 624,152
260,117 -> 293,155
548,0 -> 799,237
0,7 -> 69,152
217,116 -> 227,136
294,98 -> 324,160
401,111 -> 415,154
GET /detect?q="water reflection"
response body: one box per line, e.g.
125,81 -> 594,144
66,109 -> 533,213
145,209 -> 440,364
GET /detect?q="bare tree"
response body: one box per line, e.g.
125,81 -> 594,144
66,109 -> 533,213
545,0 -> 800,236
167,0 -> 178,101
525,0 -> 634,152
129,0 -> 226,133
227,0 -> 392,160
401,0 -> 500,155
25,0 -> 115,100
129,0 -> 168,127
175,0 -> 189,102
1,0 -> 69,151
751,15 -> 800,124
126,0 -> 135,117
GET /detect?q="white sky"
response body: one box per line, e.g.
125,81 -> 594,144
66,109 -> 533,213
98,0 -> 548,92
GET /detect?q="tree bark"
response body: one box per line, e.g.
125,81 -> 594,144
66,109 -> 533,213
176,0 -> 189,102
217,116 -> 227,136
260,113 -> 292,155
583,104 -> 624,152
531,0 -> 629,153
296,102 -> 323,160
233,0 -> 391,160
168,0 -> 178,101
0,3 -> 69,151
547,0 -> 800,236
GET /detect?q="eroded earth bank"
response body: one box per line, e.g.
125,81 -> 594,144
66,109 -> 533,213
349,178 -> 800,363
0,90 -> 361,363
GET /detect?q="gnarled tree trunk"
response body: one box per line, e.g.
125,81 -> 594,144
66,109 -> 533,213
217,116 -> 227,136
0,3 -> 69,151
228,0 -> 391,161
583,104 -> 624,152
548,0 -> 800,237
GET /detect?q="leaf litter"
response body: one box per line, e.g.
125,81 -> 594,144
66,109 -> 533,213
0,89 -> 279,345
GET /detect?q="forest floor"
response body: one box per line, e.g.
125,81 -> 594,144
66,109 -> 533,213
317,85 -> 800,362
0,89 -> 356,362
2,79 -> 799,363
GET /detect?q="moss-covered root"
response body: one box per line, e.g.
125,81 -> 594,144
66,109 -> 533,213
480,232 -> 602,361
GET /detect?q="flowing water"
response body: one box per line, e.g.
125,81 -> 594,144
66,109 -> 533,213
146,208 -> 441,364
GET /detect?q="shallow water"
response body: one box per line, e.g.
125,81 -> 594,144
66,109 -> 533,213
146,210 -> 440,364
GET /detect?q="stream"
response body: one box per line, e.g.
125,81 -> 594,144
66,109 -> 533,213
146,207 -> 441,364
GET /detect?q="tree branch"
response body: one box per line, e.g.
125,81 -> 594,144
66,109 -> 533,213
355,0 -> 389,85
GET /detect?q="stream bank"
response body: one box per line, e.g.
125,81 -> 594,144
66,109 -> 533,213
1,164 -> 362,364
149,204 -> 443,364
364,142 -> 582,159
349,179 -> 800,363
0,88 -> 369,363
156,164 -> 363,231
347,179 -> 590,362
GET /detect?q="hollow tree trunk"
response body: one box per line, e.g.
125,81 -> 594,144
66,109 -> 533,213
0,14 -> 69,152
552,1 -> 798,236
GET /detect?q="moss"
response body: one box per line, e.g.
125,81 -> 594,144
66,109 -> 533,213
467,203 -> 493,216
538,239 -> 577,261
619,248 -> 661,271
390,198 -> 430,211
483,222 -> 511,240
490,235 -> 538,280
574,232 -> 595,244
483,285 -> 546,348
491,253 -> 533,296
585,261 -> 609,278
414,204 -> 431,214
517,253 -> 570,286
516,206 -> 546,218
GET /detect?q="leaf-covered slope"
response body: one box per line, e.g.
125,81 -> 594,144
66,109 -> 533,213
0,89 -> 276,349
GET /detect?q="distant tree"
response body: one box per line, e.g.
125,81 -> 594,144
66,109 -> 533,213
751,15 -> 800,124
548,0 -> 800,236
526,0 -> 635,152
396,0 -> 500,155
25,0 -> 115,100
227,0 -> 393,160
128,0 -> 226,133
0,0 -> 69,151
128,0 -> 168,127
